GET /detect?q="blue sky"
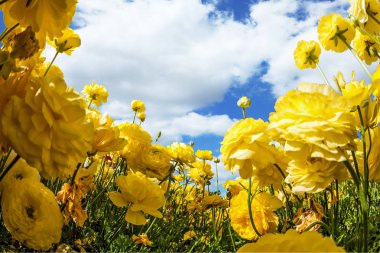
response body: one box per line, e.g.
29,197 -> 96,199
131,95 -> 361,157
2,0 -> 366,185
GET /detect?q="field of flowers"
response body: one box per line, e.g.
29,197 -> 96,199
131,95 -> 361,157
0,0 -> 380,252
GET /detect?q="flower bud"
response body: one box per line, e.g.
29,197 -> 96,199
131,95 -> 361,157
237,96 -> 251,108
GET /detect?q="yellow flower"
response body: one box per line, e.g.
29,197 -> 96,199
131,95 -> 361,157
6,26 -> 40,60
86,108 -> 126,154
286,158 -> 347,193
183,230 -> 196,241
1,178 -> 63,250
201,195 -> 229,209
230,191 -> 282,240
354,96 -> 379,130
167,142 -> 195,164
137,111 -> 146,122
238,229 -> 345,252
48,28 -> 81,55
223,178 -> 245,197
318,13 -> 355,52
140,144 -> 171,180
82,82 -> 109,107
221,118 -> 278,179
293,40 -> 321,69
353,30 -> 380,65
108,172 -> 165,225
119,122 -> 152,170
269,83 -> 356,162
132,233 -> 153,247
341,79 -> 370,107
1,0 -> 77,41
188,161 -> 214,186
0,152 -> 40,192
349,0 -> 380,34
1,65 -> 93,179
131,99 -> 146,113
195,149 -> 213,160
237,96 -> 251,108
349,0 -> 368,24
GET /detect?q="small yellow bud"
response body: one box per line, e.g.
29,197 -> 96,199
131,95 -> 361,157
137,112 -> 146,122
237,96 -> 251,108
131,100 -> 145,113
213,157 -> 220,163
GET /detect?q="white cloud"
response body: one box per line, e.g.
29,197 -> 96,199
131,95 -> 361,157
45,0 -> 364,143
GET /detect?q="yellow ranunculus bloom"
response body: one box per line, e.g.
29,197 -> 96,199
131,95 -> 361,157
183,230 -> 196,241
195,149 -> 213,160
318,13 -> 355,52
188,161 -> 214,186
86,108 -> 127,154
293,40 -> 321,69
167,142 -> 195,164
286,158 -> 347,193
132,233 -> 153,247
119,122 -> 152,170
0,152 -> 40,192
137,111 -> 146,122
230,191 -> 282,240
349,0 -> 368,24
341,79 -> 370,107
269,83 -> 356,162
1,0 -> 77,41
222,178 -> 246,197
1,178 -> 64,251
353,30 -> 380,65
6,26 -> 40,60
48,28 -> 81,55
1,65 -> 93,179
131,99 -> 146,113
238,229 -> 345,252
220,118 -> 278,179
140,144 -> 171,180
82,82 -> 109,107
108,172 -> 165,225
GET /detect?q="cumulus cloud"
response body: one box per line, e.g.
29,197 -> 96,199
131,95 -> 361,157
45,0 -> 362,143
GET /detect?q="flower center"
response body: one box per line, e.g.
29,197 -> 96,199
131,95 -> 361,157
26,206 -> 34,219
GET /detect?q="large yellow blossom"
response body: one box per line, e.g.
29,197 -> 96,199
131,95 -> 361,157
269,83 -> 356,162
286,158 -> 347,193
1,178 -> 63,250
221,118 -> 278,179
1,65 -> 93,179
108,172 -> 165,225
229,191 -> 282,240
167,142 -> 195,164
318,13 -> 355,52
293,40 -> 321,69
86,108 -> 126,154
82,82 -> 109,107
119,122 -> 152,170
1,0 -> 77,41
140,144 -> 171,180
238,229 -> 345,252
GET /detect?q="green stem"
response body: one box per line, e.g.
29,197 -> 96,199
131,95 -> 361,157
0,23 -> 19,42
305,221 -> 331,235
242,108 -> 247,119
0,154 -> 20,182
215,162 -> 220,192
44,50 -> 60,77
343,160 -> 360,189
227,220 -> 237,252
316,63 -> 331,87
338,35 -> 372,80
248,177 -> 261,238
351,150 -> 361,181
